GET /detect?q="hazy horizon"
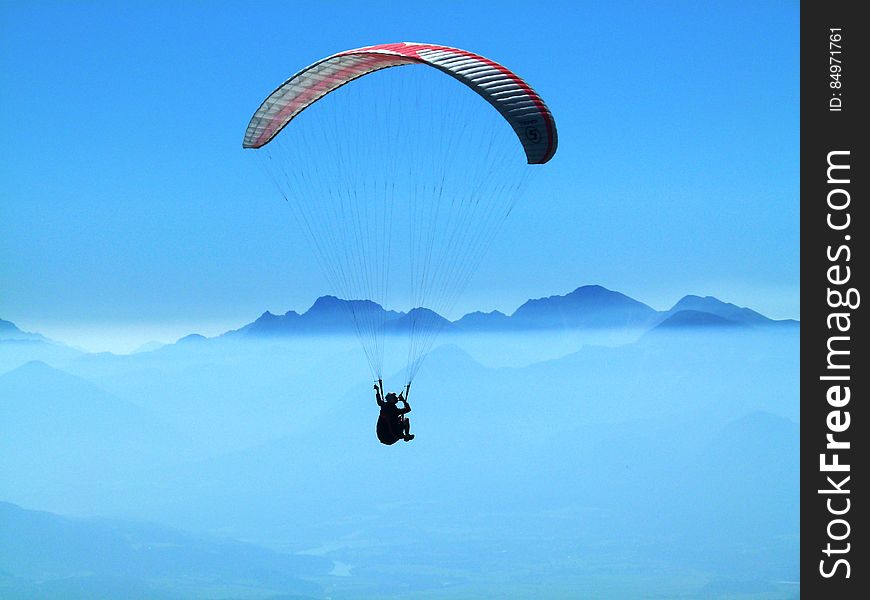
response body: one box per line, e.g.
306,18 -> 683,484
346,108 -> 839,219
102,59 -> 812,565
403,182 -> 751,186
5,282 -> 798,354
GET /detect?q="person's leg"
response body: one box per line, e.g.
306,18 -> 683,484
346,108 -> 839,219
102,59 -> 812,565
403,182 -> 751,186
402,419 -> 414,441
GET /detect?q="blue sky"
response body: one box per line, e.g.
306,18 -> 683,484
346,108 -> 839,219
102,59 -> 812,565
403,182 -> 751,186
1,1 -> 798,350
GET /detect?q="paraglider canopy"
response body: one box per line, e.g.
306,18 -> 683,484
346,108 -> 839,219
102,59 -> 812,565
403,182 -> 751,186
243,42 -> 557,164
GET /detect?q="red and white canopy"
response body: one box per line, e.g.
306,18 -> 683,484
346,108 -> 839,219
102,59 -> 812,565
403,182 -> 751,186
243,42 -> 557,164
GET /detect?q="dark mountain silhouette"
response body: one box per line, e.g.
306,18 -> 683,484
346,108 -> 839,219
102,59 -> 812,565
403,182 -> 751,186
0,501 -> 329,598
302,295 -> 393,330
499,284 -> 658,329
0,318 -> 47,342
216,284 -> 796,341
4,285 -> 796,351
385,306 -> 455,334
664,295 -> 797,326
225,295 -> 402,337
453,310 -> 511,331
653,309 -> 748,331
233,308 -> 301,336
0,319 -> 83,373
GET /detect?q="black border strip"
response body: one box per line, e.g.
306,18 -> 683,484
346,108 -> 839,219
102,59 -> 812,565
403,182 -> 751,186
801,2 -> 866,596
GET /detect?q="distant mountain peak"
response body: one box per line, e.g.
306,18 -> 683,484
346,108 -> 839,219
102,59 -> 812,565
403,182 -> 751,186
5,359 -> 54,376
0,318 -> 48,342
453,310 -> 510,331
510,284 -> 657,329
570,284 -> 609,295
406,306 -> 441,317
177,333 -> 207,344
668,295 -> 772,325
386,306 -> 454,333
473,310 -> 507,317
305,295 -> 388,316
307,295 -> 343,311
674,294 -> 742,309
253,310 -> 284,323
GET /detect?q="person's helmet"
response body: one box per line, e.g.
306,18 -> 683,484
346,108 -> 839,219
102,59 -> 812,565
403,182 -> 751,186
385,392 -> 398,403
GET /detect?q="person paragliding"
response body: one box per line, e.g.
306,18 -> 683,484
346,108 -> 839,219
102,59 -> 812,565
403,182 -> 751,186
244,42 -> 557,443
375,379 -> 414,444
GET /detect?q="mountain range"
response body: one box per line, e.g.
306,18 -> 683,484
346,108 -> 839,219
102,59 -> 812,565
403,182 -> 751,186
0,285 -> 798,352
221,284 -> 797,341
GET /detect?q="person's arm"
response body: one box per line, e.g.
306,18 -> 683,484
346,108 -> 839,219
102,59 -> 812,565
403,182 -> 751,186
398,382 -> 411,413
374,383 -> 384,406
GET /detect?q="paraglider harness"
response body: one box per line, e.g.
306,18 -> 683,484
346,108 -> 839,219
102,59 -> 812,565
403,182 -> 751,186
375,379 -> 411,445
